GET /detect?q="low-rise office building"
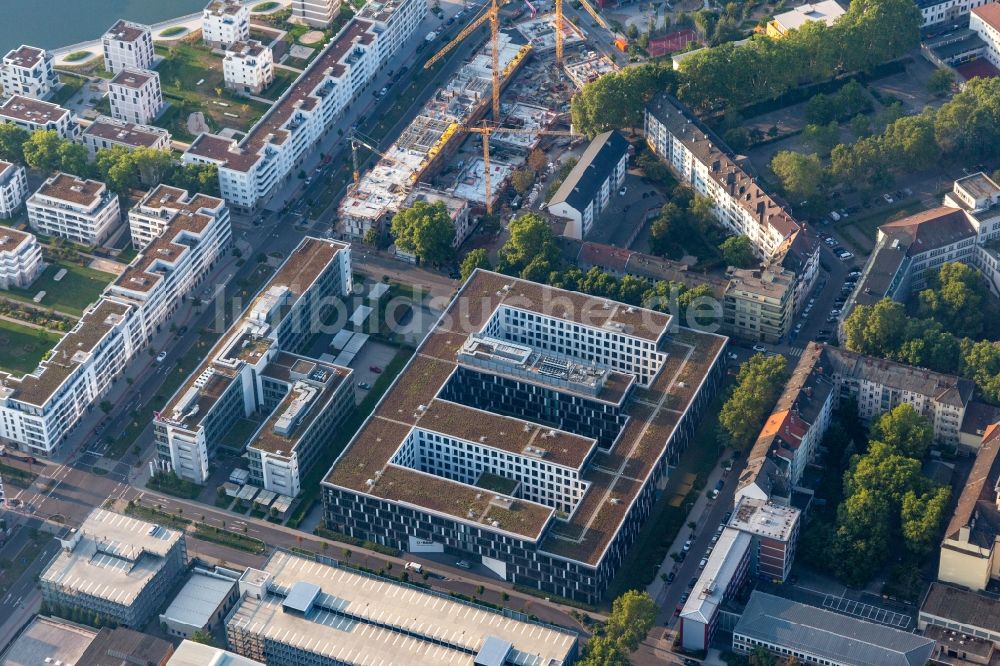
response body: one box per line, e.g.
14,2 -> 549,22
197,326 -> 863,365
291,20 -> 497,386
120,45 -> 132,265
971,4 -> 1000,71
323,270 -> 727,604
159,566 -> 240,638
109,68 -> 163,125
184,0 -> 426,212
154,237 -> 353,492
765,0 -> 845,37
0,227 -> 43,289
920,583 -> 1000,664
548,130 -> 629,240
225,550 -> 578,666
82,115 -> 171,159
102,20 -> 155,75
1,45 -> 57,100
223,40 -> 274,95
40,508 -> 187,628
203,0 -> 251,47
292,0 -> 341,27
0,95 -> 77,139
27,172 -> 121,245
0,160 -> 28,218
734,591 -> 935,666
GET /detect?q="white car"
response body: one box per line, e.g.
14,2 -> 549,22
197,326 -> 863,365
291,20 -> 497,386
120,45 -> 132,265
752,344 -> 767,353
883,193 -> 894,204
155,351 -> 167,363
619,186 -> 628,196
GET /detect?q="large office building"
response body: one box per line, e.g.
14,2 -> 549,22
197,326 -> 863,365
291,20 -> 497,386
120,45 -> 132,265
734,591 -> 935,666
40,508 -> 187,628
27,172 -> 121,245
155,237 -> 353,494
202,0 -> 251,47
109,68 -> 163,125
548,130 -> 630,240
0,615 -> 98,666
82,115 -> 172,160
102,20 -> 155,75
1,45 -> 57,100
0,226 -> 43,290
292,0 -> 341,27
0,160 -> 28,218
0,95 -> 78,139
225,550 -> 578,666
323,270 -> 727,604
184,0 -> 426,212
223,40 -> 274,95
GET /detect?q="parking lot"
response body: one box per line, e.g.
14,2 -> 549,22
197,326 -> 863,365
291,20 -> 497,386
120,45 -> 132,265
344,340 -> 400,405
586,172 -> 668,250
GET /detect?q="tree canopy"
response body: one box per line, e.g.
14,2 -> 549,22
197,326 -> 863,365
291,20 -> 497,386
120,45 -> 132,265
497,213 -> 560,278
390,200 -> 455,266
578,590 -> 657,665
0,123 -> 29,163
770,151 -> 823,201
719,235 -> 756,268
459,248 -> 491,281
718,353 -> 789,449
570,63 -> 677,137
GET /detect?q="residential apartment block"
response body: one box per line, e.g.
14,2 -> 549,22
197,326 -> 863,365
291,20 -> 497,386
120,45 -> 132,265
82,115 -> 171,160
548,130 -> 629,240
739,342 -> 972,506
841,172 -> 1000,332
0,95 -> 78,139
971,5 -> 1000,77
323,270 -> 727,603
918,0 -> 993,26
127,183 -> 229,249
226,550 -> 577,666
223,40 -> 274,95
40,508 -> 187,628
1,45 -> 57,100
102,20 -> 155,74
292,0 -> 341,27
184,0 -> 426,212
644,94 -> 819,313
0,227 -> 43,289
27,172 -> 121,245
202,0 -> 251,47
0,160 -> 28,218
154,237 -> 353,495
723,265 -> 796,343
109,68 -> 163,125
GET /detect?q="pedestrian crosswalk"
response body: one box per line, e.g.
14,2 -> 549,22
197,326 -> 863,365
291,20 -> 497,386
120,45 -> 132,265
786,346 -> 805,358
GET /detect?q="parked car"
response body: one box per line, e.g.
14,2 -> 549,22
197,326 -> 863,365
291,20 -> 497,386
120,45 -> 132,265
682,539 -> 692,552
404,562 -> 423,573
723,511 -> 732,523
666,571 -> 676,583
155,351 -> 167,363
455,560 -> 472,569
688,576 -> 698,588
680,591 -> 691,603
752,344 -> 767,353
369,365 -> 383,373
619,186 -> 628,196
710,489 -> 719,499
698,558 -> 708,570
358,382 -> 371,390
883,193 -> 894,204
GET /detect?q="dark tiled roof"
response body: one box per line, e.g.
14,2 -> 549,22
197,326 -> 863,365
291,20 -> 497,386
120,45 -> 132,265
549,130 -> 629,212
76,627 -> 173,666
880,207 -> 977,257
945,423 -> 1000,544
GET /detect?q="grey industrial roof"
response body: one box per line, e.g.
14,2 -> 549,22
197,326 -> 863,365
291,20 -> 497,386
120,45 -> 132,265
475,636 -> 513,666
160,571 -> 236,628
166,640 -> 261,666
735,592 -> 935,666
921,583 -> 1000,635
549,130 -> 628,212
283,580 -> 322,613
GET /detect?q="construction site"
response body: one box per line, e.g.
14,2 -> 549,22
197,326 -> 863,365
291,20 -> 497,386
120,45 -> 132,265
338,0 -> 615,242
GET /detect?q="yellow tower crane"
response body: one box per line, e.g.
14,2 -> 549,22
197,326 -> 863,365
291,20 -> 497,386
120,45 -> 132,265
463,121 -> 580,216
349,130 -> 395,188
555,0 -> 614,64
425,0 -> 507,121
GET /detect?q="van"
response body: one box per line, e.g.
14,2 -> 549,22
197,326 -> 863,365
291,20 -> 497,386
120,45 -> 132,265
404,562 -> 423,573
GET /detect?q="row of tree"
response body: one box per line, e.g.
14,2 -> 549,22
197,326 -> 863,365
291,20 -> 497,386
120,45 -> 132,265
718,353 -> 789,449
842,265 -> 1000,404
801,405 -> 950,587
676,0 -> 921,111
773,77 -> 1000,200
0,124 -> 219,197
570,63 -> 677,137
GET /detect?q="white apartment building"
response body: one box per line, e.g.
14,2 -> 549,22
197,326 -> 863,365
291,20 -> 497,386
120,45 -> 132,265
1,45 -> 57,100
0,227 -> 43,289
223,40 -> 274,95
27,173 -> 121,245
128,184 -> 229,249
0,96 -> 78,139
0,161 -> 28,218
202,0 -> 251,48
292,0 -> 341,27
970,3 -> 1000,68
548,130 -> 630,240
918,0 -> 992,26
183,0 -> 426,212
81,115 -> 171,160
102,20 -> 155,74
109,68 -> 163,125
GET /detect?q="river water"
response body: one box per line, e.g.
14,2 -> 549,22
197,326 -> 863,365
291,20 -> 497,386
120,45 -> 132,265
0,0 -> 210,53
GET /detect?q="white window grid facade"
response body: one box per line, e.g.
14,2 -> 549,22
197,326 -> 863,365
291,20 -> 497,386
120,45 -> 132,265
109,71 -> 163,125
102,25 -> 154,75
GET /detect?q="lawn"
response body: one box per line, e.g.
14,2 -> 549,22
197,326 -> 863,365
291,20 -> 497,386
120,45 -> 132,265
7,261 -> 115,316
51,73 -> 86,106
0,319 -> 62,375
837,200 -> 928,242
154,42 -> 271,134
258,67 -> 298,101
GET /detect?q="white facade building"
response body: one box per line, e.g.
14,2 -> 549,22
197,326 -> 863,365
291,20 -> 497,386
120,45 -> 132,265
184,0 -> 426,212
918,0 -> 992,26
0,161 -> 29,218
292,0 -> 341,27
27,172 -> 121,245
223,40 -> 274,95
102,20 -> 155,74
109,68 -> 163,125
548,130 -> 630,240
82,115 -> 171,160
0,96 -> 78,139
1,45 -> 57,100
127,184 -> 229,249
202,0 -> 251,47
0,227 -> 43,289
970,3 -> 1000,67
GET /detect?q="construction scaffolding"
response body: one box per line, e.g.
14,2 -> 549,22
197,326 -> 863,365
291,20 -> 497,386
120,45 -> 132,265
564,51 -> 617,89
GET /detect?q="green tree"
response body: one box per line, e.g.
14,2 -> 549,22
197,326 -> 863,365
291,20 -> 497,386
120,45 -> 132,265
0,123 -> 29,163
918,261 -> 988,338
719,235 -> 756,268
95,145 -> 138,193
460,248 -> 492,280
770,151 -> 823,201
649,202 -> 686,258
498,213 -> 558,275
803,121 -> 840,155
841,298 -> 907,357
578,636 -> 629,666
719,354 -> 789,449
57,141 -> 90,177
390,200 -> 456,266
22,129 -> 64,173
131,147 -> 174,187
511,168 -> 535,194
961,339 -> 1000,405
190,629 -> 214,645
605,590 -> 657,651
927,67 -> 954,97
570,63 -> 677,136
869,404 -> 934,460
900,485 -> 950,556
935,77 -> 1000,161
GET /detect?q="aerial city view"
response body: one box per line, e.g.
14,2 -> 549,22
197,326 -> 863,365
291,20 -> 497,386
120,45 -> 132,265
0,0 -> 998,664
